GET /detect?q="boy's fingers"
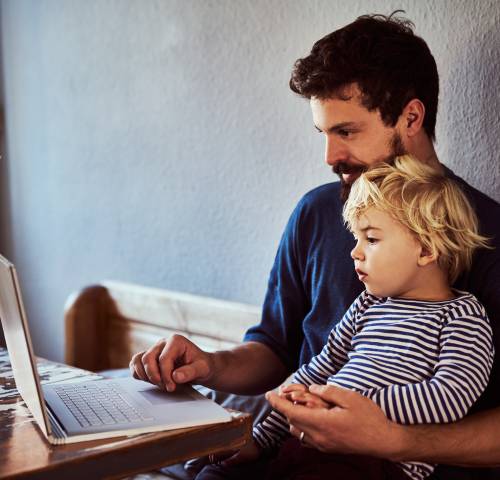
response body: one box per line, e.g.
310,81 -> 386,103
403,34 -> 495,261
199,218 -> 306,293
309,384 -> 354,408
266,391 -> 311,422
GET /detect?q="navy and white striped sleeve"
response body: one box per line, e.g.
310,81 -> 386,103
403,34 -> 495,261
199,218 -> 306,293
252,291 -> 372,450
293,291 -> 372,386
368,308 -> 494,425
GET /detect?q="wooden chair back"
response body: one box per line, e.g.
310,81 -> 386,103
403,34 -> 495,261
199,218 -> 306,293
64,281 -> 261,371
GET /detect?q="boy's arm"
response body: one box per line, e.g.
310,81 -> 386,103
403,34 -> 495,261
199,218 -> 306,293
293,293 -> 363,386
253,292 -> 367,450
368,312 -> 494,425
252,328 -> 345,450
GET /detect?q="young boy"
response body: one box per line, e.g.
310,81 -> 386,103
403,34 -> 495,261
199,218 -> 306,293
232,155 -> 494,480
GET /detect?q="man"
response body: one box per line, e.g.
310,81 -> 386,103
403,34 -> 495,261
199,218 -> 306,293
130,12 -> 500,479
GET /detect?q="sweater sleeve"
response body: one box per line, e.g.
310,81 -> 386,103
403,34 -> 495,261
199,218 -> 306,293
243,196 -> 310,372
367,309 -> 494,425
293,291 -> 372,386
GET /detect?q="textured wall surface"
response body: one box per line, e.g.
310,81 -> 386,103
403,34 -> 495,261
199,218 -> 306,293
1,0 -> 499,361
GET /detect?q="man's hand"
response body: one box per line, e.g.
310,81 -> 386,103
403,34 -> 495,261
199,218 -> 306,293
129,334 -> 214,392
266,384 -> 405,459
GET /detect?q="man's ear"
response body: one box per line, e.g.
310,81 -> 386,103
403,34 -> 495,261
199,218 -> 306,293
400,99 -> 425,137
417,246 -> 437,267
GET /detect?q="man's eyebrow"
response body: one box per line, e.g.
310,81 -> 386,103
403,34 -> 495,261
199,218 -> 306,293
314,122 -> 361,134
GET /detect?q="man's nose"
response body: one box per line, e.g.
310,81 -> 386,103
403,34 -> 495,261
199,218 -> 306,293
324,136 -> 347,167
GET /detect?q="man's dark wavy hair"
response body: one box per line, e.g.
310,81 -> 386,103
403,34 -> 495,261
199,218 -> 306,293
290,12 -> 439,141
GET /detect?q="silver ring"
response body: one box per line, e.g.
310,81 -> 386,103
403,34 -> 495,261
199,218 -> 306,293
299,431 -> 305,443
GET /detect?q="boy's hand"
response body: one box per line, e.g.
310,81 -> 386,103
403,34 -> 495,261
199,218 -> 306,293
208,439 -> 262,466
280,383 -> 331,409
279,383 -> 308,397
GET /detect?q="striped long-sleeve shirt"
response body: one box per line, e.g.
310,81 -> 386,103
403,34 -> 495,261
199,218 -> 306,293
253,290 -> 494,480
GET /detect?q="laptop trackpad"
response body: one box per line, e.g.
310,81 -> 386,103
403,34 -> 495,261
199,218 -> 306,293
138,388 -> 197,405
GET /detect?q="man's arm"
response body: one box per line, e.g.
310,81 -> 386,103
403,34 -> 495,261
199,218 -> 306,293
399,406 -> 500,466
267,385 -> 500,467
208,341 -> 289,394
130,335 -> 289,395
130,192 -> 319,396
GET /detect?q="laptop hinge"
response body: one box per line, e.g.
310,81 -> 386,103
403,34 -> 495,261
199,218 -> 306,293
45,402 -> 68,445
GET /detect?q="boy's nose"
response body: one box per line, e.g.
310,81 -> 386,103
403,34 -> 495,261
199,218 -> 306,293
350,245 -> 364,261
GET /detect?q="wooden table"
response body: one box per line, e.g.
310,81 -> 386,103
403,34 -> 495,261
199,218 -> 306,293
0,348 -> 252,479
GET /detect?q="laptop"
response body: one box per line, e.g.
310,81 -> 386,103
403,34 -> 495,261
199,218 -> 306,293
0,254 -> 231,444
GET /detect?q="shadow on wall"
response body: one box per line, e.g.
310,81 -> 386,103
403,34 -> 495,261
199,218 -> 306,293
0,102 -> 7,348
0,106 -> 8,257
0,99 -> 7,349
453,19 -> 500,201
477,22 -> 500,196
0,14 -> 11,348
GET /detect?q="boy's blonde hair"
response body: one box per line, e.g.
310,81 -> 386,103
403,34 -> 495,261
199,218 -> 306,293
343,155 -> 490,283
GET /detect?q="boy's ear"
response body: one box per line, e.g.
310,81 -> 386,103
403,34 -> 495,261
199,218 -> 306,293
417,246 -> 437,267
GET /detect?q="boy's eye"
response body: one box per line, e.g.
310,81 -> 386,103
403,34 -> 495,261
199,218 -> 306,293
367,237 -> 378,244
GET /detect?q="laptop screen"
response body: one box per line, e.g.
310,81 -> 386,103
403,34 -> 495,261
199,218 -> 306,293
0,254 -> 51,436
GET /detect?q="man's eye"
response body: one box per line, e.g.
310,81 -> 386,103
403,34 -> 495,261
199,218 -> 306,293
338,129 -> 351,138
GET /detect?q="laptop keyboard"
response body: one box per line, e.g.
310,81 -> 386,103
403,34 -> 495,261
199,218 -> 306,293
54,382 -> 153,428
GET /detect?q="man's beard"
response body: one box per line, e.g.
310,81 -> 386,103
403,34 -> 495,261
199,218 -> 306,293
336,131 -> 406,202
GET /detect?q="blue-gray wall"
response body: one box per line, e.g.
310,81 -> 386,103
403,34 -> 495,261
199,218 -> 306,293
1,0 -> 500,361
